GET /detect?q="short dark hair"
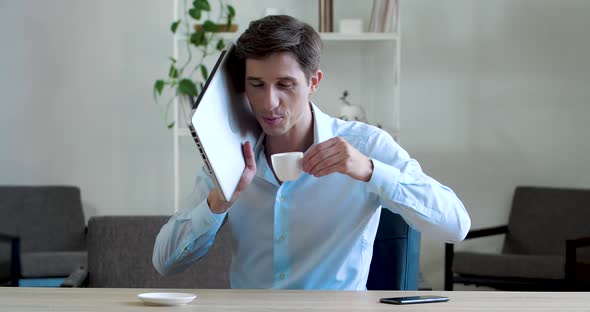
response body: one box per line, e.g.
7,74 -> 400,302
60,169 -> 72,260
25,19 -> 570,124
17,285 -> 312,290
235,15 -> 322,81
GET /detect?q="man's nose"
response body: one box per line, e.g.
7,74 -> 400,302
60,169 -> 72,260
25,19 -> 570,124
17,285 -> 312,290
262,87 -> 280,111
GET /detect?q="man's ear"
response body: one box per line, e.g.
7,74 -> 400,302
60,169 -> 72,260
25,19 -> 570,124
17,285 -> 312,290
308,70 -> 323,95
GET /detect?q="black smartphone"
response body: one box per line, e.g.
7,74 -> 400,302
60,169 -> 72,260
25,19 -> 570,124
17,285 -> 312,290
379,295 -> 450,305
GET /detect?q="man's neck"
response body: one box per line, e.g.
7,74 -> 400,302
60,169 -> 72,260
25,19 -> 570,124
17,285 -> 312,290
265,105 -> 315,155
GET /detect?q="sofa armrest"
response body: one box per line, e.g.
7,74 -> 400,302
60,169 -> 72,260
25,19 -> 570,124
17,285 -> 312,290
565,235 -> 590,287
61,266 -> 88,287
567,236 -> 590,249
0,232 -> 21,286
0,232 -> 18,242
465,225 -> 509,239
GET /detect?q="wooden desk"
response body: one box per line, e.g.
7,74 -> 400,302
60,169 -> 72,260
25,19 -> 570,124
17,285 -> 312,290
1,288 -> 589,311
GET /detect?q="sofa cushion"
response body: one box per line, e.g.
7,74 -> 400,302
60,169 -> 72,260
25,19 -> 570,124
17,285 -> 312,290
20,251 -> 87,278
453,251 -> 565,280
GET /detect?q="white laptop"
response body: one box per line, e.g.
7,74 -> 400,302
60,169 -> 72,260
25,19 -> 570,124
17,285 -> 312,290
188,42 -> 262,202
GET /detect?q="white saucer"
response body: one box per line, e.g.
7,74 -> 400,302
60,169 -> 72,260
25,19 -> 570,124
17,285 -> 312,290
137,292 -> 197,306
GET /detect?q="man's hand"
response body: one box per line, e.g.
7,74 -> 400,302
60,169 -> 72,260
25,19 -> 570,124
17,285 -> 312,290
208,141 -> 257,214
302,137 -> 374,182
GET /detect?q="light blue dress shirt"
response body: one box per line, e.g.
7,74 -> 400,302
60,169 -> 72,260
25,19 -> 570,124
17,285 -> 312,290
153,103 -> 470,290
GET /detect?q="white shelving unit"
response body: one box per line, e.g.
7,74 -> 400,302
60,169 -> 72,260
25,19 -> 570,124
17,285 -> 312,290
171,2 -> 401,212
172,0 -> 181,212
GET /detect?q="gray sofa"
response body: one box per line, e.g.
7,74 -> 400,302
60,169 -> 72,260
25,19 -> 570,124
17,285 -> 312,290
75,212 -> 422,290
81,216 -> 231,288
0,186 -> 87,286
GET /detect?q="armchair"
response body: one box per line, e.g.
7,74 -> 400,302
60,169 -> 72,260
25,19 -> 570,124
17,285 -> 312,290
0,186 -> 87,287
445,186 -> 590,291
367,208 -> 421,290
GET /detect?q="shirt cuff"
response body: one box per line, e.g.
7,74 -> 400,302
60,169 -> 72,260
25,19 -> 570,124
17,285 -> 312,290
367,158 -> 401,199
190,199 -> 227,234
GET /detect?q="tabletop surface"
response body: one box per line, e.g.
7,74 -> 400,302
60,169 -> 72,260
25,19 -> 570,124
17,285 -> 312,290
1,287 -> 590,311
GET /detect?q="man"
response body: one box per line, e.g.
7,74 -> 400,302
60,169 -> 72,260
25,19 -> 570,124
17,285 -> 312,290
153,15 -> 470,290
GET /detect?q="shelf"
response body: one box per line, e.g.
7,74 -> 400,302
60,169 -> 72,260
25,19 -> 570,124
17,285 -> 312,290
174,33 -> 237,41
320,32 -> 398,41
176,32 -> 398,42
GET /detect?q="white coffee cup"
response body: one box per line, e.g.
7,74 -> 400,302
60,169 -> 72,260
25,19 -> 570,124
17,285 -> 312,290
271,152 -> 304,182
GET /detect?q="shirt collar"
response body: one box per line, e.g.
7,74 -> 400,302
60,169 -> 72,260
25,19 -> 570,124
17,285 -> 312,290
310,101 -> 334,145
254,101 -> 335,183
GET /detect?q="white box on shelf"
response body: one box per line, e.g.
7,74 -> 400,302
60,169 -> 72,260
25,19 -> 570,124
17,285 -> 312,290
338,19 -> 363,33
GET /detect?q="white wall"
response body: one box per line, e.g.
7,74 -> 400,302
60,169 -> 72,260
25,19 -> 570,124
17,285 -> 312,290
1,0 -> 589,289
401,0 -> 590,289
0,0 -> 176,217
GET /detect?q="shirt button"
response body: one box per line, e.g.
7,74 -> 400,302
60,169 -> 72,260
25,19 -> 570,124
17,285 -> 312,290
280,196 -> 286,202
203,220 -> 211,226
279,273 -> 285,280
277,235 -> 285,243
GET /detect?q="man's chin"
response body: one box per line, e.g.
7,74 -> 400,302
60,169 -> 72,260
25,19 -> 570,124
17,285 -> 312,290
262,126 -> 285,137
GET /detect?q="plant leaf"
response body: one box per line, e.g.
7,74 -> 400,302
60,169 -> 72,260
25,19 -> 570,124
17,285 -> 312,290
189,32 -> 199,46
195,0 -> 211,11
178,79 -> 198,97
167,121 -> 175,129
227,5 -> 235,17
200,64 -> 209,81
154,80 -> 165,96
202,20 -> 217,32
169,57 -> 176,64
168,64 -> 178,78
201,33 -> 209,46
216,39 -> 225,51
190,30 -> 206,46
170,20 -> 181,33
188,8 -> 201,20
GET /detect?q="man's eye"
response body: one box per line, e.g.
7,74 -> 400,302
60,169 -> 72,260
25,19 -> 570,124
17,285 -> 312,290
250,83 -> 263,88
278,83 -> 293,88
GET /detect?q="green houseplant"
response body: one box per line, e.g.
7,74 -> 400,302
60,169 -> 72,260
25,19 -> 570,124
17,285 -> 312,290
153,0 -> 236,128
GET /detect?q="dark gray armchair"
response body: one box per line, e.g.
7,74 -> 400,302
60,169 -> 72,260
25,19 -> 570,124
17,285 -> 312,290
445,186 -> 590,291
0,186 -> 87,287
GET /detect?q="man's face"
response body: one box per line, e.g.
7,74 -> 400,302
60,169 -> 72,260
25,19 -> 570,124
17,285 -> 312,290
245,52 -> 320,137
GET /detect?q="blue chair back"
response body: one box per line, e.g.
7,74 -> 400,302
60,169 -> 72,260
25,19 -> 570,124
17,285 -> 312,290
366,208 -> 421,290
